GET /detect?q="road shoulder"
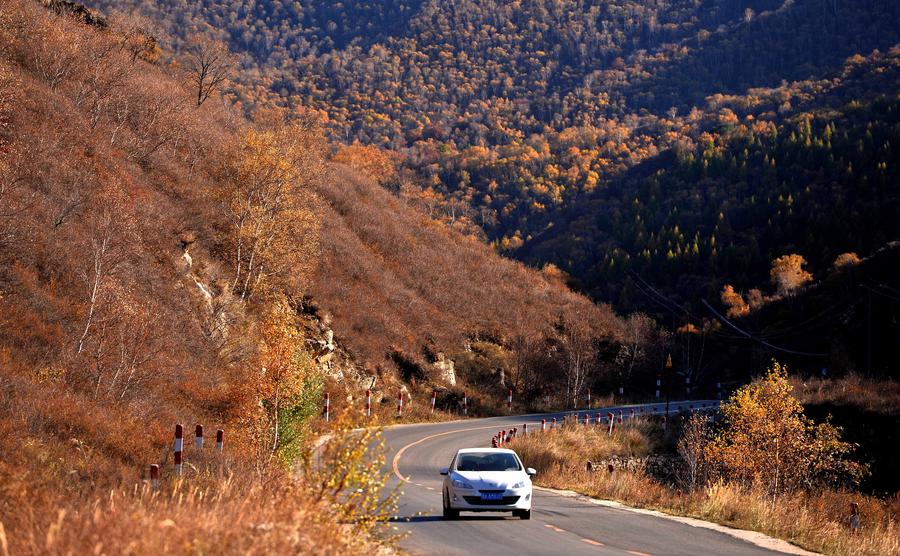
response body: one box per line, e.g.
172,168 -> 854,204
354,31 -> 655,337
535,486 -> 819,555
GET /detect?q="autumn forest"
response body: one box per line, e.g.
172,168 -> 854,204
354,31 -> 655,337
0,0 -> 898,553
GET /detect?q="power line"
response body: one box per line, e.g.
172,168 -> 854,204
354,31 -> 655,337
701,299 -> 827,357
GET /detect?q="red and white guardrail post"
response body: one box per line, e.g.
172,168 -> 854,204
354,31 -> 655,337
397,391 -> 404,419
522,423 -> 527,436
541,418 -> 546,432
551,417 -> 557,430
366,389 -> 372,418
195,424 -> 203,450
607,412 -> 615,436
507,389 -> 512,412
584,413 -> 590,426
463,391 -> 468,416
174,424 -> 184,476
149,464 -> 160,491
216,429 -> 224,452
596,412 -> 602,426
431,390 -> 437,414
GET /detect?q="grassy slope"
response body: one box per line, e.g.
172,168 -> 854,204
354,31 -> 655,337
512,420 -> 899,556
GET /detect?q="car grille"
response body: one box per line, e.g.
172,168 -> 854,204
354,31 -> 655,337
463,494 -> 520,506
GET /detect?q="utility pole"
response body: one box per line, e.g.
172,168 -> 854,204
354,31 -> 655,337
664,353 -> 673,417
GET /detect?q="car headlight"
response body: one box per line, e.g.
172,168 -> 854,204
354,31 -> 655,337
512,481 -> 527,489
452,479 -> 474,489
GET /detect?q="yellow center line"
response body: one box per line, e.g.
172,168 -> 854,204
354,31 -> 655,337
581,538 -> 604,546
626,551 -> 652,556
543,523 -> 567,533
391,424 -> 512,483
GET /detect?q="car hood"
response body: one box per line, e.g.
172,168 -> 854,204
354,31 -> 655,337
453,470 -> 526,488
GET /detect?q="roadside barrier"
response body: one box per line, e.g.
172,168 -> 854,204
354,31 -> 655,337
507,389 -> 512,411
174,424 -> 184,476
486,402 -> 719,449
150,423 -> 227,487
431,390 -> 437,414
366,389 -> 372,418
463,391 -> 468,416
323,392 -> 330,423
149,464 -> 160,491
397,391 -> 404,419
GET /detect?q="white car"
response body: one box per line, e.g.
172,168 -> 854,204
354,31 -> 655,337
440,448 -> 536,520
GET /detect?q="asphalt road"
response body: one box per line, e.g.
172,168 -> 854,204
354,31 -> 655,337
384,400 -> 790,556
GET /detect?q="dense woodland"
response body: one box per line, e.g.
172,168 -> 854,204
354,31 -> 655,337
83,1 -> 900,336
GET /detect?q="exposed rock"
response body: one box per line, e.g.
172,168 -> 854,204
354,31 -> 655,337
433,352 -> 456,386
180,250 -> 193,273
41,0 -> 108,28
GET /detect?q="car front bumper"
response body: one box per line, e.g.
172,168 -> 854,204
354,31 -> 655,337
447,487 -> 532,511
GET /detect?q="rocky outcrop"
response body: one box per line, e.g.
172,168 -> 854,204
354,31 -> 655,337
41,0 -> 108,28
433,352 -> 456,386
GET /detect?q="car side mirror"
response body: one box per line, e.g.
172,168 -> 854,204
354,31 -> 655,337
440,467 -> 449,475
526,468 -> 537,476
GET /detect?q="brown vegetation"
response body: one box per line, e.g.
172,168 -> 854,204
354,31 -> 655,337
0,2 -> 397,553
511,365 -> 898,556
791,374 -> 900,417
308,163 -> 626,400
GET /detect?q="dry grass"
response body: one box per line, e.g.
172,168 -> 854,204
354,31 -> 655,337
510,420 -> 899,556
0,411 -> 399,556
791,374 -> 900,415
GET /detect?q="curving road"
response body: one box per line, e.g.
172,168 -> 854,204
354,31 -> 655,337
384,401 -> 803,556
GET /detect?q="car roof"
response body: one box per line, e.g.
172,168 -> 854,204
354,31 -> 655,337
456,447 -> 516,454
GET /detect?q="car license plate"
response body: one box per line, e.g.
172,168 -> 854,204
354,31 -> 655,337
480,492 -> 503,501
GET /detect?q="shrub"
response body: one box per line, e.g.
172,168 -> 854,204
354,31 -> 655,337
706,361 -> 866,500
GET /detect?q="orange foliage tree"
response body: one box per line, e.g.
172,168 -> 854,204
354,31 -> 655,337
769,254 -> 813,297
706,361 -> 865,500
219,120 -> 325,301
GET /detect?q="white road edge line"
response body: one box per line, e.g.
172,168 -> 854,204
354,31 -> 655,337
534,486 -> 818,556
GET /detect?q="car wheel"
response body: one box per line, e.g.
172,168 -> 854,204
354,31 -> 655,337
442,489 -> 459,519
515,509 -> 531,520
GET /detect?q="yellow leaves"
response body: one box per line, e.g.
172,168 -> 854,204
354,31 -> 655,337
305,414 -> 399,536
720,284 -> 749,318
222,121 -> 324,300
707,361 -> 862,498
770,253 -> 813,297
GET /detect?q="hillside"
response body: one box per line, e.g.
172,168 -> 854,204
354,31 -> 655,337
520,49 -> 900,314
79,0 -> 900,377
0,1 -> 629,552
311,163 -> 622,389
81,0 -> 900,238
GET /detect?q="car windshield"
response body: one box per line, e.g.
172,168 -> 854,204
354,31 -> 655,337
456,452 -> 521,472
